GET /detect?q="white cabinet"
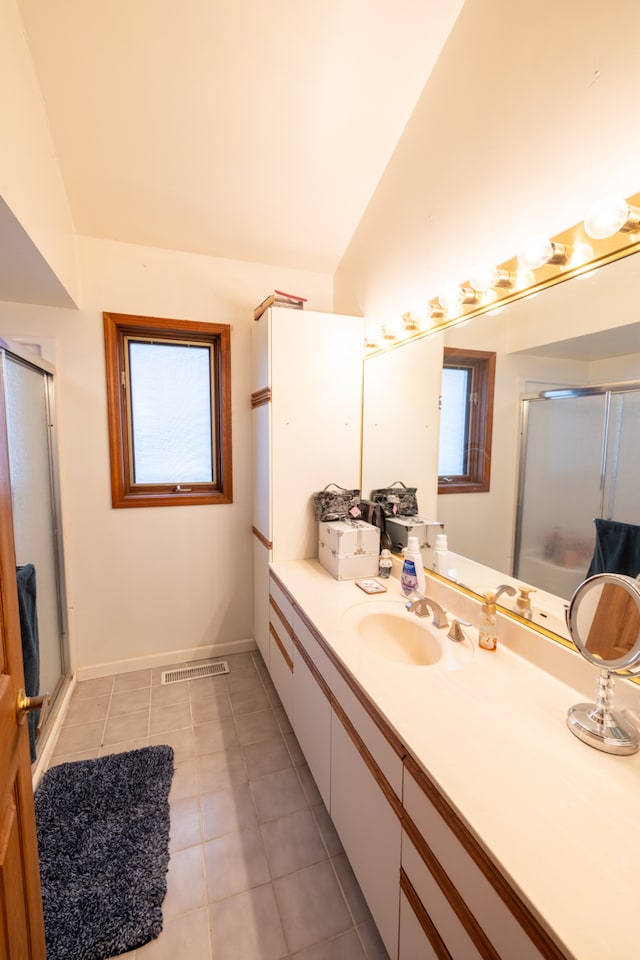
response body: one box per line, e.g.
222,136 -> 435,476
292,645 -> 331,808
251,307 -> 364,660
398,889 -> 441,960
253,538 -> 270,666
330,709 -> 401,960
401,759 -> 556,960
268,579 -> 295,723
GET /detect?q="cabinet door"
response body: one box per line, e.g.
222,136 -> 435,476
269,616 -> 293,723
403,764 -> 555,960
252,538 -> 270,667
399,889 -> 443,960
330,710 -> 401,960
270,308 -> 363,562
251,311 -> 270,393
292,646 -> 331,809
252,403 -> 271,544
269,584 -> 295,723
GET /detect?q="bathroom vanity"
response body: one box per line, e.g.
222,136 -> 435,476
266,559 -> 640,960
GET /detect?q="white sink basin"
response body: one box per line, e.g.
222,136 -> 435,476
340,600 -> 474,669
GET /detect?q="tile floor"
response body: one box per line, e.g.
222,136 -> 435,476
47,651 -> 390,960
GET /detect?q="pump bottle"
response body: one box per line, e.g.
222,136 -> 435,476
401,536 -> 426,596
478,591 -> 498,651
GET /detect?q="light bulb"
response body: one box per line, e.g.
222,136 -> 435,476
439,285 -> 478,314
439,284 -> 464,314
517,235 -> 567,269
409,300 -> 430,322
584,196 -> 640,239
381,319 -> 400,340
402,311 -> 419,332
469,263 -> 499,292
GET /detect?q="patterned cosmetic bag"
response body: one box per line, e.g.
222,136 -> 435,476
370,481 -> 419,518
312,483 -> 361,522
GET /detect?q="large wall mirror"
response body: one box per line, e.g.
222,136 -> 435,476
362,220 -> 640,644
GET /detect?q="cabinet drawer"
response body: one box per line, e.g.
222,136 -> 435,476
269,579 -> 294,722
269,617 -> 294,723
294,608 -> 404,799
399,883 -> 447,960
401,831 -> 488,960
403,760 -> 559,960
269,577 -> 294,633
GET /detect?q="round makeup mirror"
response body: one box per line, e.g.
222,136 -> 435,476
566,573 -> 640,755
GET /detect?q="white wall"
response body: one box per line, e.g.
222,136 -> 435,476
0,0 -> 78,304
334,0 -> 640,321
0,238 -> 333,678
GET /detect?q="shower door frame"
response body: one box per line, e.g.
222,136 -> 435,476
514,379 -> 640,583
0,337 -> 71,743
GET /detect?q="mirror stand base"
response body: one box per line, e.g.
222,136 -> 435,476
567,703 -> 640,756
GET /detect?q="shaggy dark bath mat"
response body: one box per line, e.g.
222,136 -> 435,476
35,745 -> 174,960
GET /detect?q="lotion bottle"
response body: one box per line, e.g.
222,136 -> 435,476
478,591 -> 498,650
401,536 -> 426,596
433,532 -> 450,574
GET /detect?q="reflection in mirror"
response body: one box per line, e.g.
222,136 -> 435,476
362,241 -> 640,644
566,573 -> 640,755
515,385 -> 640,600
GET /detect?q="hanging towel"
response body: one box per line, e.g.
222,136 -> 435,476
586,518 -> 640,580
16,564 -> 39,762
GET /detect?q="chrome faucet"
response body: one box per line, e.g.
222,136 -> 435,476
447,618 -> 471,642
405,591 -> 449,629
495,584 -> 517,603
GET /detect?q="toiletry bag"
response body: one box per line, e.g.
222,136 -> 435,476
371,481 -> 419,517
312,483 -> 361,522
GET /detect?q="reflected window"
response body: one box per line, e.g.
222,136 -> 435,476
438,348 -> 495,494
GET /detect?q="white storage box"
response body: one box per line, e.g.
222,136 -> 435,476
385,516 -> 444,568
318,520 -> 380,580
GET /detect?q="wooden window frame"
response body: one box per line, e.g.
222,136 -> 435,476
438,347 -> 495,495
104,312 -> 232,508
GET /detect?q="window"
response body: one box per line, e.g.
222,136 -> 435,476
104,312 -> 232,508
438,348 -> 495,494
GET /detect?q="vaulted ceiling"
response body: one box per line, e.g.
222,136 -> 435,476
17,0 -> 463,275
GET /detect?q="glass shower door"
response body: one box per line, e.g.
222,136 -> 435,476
602,389 -> 640,523
515,392 -> 607,599
4,353 -> 67,719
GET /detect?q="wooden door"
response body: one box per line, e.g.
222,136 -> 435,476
0,375 -> 46,959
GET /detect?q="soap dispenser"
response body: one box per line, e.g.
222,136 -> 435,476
401,536 -> 426,596
478,591 -> 498,651
479,584 -> 516,650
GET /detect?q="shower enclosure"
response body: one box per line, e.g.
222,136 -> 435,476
0,339 -> 70,760
514,382 -> 640,600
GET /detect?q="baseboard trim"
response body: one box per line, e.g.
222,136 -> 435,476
32,673 -> 77,790
75,638 -> 257,682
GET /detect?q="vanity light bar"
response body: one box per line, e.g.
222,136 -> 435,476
364,190 -> 640,356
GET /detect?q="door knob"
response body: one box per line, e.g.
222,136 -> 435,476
16,688 -> 51,735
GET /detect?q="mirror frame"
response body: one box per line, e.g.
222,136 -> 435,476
567,573 -> 640,674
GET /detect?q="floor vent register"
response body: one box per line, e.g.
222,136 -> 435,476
161,661 -> 230,685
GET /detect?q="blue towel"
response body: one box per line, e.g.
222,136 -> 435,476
586,519 -> 640,580
16,564 -> 39,762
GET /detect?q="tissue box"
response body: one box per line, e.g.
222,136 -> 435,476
385,516 -> 444,566
318,520 -> 380,580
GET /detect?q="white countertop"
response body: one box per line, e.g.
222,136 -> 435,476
271,558 -> 640,960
